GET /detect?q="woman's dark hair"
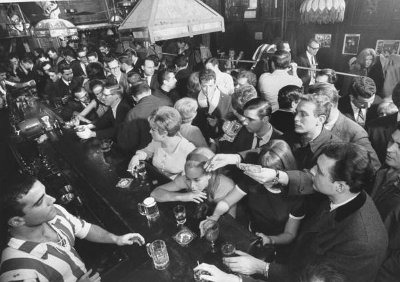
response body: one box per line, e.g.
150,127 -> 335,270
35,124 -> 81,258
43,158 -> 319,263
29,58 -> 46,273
187,72 -> 201,99
299,263 -> 346,282
316,68 -> 337,84
86,62 -> 106,80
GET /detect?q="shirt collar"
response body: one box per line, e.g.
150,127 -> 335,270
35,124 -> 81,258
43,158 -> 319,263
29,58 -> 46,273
111,99 -> 121,118
330,193 -> 360,211
324,109 -> 340,130
62,78 -> 70,85
301,128 -> 329,153
7,237 -> 49,259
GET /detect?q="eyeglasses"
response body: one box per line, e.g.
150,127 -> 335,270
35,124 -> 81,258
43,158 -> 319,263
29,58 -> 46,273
308,45 -> 319,50
100,92 -> 116,98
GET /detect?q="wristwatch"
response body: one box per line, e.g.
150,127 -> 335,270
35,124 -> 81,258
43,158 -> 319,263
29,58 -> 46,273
271,169 -> 280,185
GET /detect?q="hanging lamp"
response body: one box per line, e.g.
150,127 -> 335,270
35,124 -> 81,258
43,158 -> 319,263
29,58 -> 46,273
299,0 -> 346,24
34,19 -> 78,38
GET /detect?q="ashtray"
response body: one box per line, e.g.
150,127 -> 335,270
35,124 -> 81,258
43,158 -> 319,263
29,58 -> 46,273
116,178 -> 134,189
173,227 -> 196,247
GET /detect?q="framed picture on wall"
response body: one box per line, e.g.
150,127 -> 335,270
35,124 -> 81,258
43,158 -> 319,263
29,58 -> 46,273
375,40 -> 400,56
314,34 -> 332,48
342,34 -> 360,55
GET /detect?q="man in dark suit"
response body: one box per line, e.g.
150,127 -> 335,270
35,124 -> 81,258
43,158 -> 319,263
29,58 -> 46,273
199,143 -> 388,282
174,54 -> 192,98
141,56 -> 159,91
338,76 -> 380,127
152,69 -> 178,105
61,87 -> 97,121
310,83 -> 381,173
117,82 -> 170,154
63,48 -> 86,78
372,127 -> 400,282
105,58 -> 129,95
296,38 -> 320,91
367,82 -> 400,163
220,98 -> 282,156
76,84 -> 131,141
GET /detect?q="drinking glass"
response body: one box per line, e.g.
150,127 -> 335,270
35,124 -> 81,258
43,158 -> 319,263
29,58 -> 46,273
173,205 -> 186,225
221,242 -> 236,257
203,219 -> 219,253
194,269 -> 210,282
100,139 -> 113,152
146,240 -> 169,270
138,197 -> 160,220
136,161 -> 147,181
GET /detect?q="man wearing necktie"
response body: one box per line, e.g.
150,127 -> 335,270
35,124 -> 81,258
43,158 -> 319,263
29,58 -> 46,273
338,76 -> 380,128
296,38 -> 320,91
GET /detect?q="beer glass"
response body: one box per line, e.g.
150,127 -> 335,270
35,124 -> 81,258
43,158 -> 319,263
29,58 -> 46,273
146,240 -> 169,270
138,197 -> 160,220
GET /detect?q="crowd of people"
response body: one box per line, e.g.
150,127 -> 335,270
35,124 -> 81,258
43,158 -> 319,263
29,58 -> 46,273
1,36 -> 400,282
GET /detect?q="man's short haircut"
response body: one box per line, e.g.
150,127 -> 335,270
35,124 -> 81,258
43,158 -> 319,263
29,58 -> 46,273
1,174 -> 37,227
130,81 -> 151,97
146,54 -> 160,67
124,48 -> 137,58
89,79 -> 105,91
299,263 -> 346,282
300,93 -> 331,120
73,86 -> 86,94
104,83 -> 123,97
276,40 -> 290,51
308,38 -> 319,46
86,62 -> 105,80
58,63 -> 72,74
20,57 -> 33,65
350,76 -> 376,99
40,61 -> 52,70
9,52 -> 19,60
205,57 -> 219,67
158,68 -> 175,85
99,41 -> 109,49
118,55 -> 132,65
278,85 -> 303,109
106,57 -> 119,66
47,47 -> 57,54
174,55 -> 188,68
127,71 -> 143,84
47,67 -> 56,74
322,142 -> 374,193
237,70 -> 257,87
87,51 -> 98,59
392,82 -> 400,108
231,85 -> 258,113
243,98 -> 272,119
199,69 -> 216,84
272,50 -> 291,69
63,48 -> 76,59
77,48 -> 86,55
309,82 -> 339,107
317,68 -> 337,84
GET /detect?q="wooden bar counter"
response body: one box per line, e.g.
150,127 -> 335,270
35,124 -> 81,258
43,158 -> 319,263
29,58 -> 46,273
6,104 -> 261,282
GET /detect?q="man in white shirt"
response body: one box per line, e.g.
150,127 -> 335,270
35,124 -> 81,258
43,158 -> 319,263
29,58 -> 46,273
258,50 -> 302,112
205,57 -> 235,95
77,48 -> 88,77
141,57 -> 159,90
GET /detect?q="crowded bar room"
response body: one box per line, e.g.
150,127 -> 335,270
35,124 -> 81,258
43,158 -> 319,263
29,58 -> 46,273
0,0 -> 399,281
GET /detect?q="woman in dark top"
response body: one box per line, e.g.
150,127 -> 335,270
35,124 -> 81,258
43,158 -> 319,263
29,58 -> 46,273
200,139 -> 305,259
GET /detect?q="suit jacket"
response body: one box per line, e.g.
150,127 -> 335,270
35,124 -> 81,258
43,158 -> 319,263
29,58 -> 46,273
194,93 -> 233,141
265,192 -> 388,282
372,168 -> 400,282
175,68 -> 192,98
94,99 -> 131,140
330,112 -> 381,173
338,94 -> 380,125
117,95 -> 170,153
70,59 -> 86,78
366,113 -> 398,164
144,73 -> 160,91
106,73 -> 129,95
296,52 -> 315,88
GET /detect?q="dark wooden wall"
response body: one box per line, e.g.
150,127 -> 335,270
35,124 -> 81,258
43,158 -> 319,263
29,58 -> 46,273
203,0 -> 400,72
